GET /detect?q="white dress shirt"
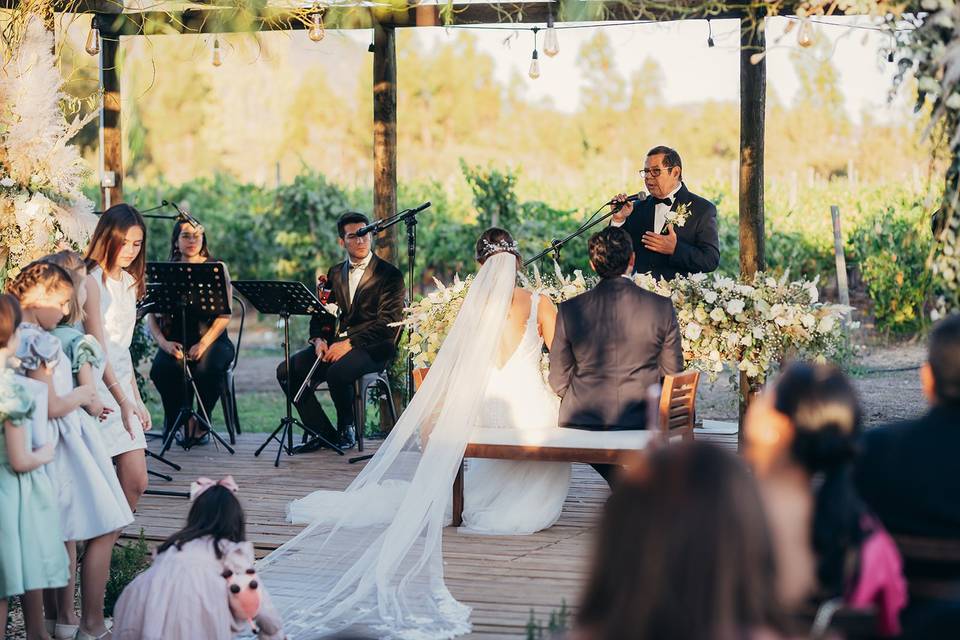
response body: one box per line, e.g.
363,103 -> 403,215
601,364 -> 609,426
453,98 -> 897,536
348,253 -> 373,304
612,182 -> 683,234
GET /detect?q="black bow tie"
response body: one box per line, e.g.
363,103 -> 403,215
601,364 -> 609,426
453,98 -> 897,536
650,197 -> 673,207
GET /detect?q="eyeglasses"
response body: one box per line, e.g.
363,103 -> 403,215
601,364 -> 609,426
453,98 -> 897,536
344,233 -> 369,243
639,167 -> 674,179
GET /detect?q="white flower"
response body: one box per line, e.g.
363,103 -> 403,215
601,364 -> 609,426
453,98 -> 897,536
817,315 -> 836,333
0,178 -> 14,188
684,322 -> 702,340
801,313 -> 816,328
946,93 -> 960,110
725,298 -> 745,315
688,273 -> 707,283
710,307 -> 726,323
703,290 -> 718,304
709,349 -> 721,362
921,0 -> 940,10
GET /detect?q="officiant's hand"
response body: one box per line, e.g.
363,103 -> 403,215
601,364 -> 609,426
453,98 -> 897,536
642,224 -> 678,255
323,339 -> 352,363
610,193 -> 634,224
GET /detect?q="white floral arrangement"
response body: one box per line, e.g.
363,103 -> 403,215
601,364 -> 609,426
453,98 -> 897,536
661,202 -> 692,233
0,16 -> 99,285
397,263 -> 851,384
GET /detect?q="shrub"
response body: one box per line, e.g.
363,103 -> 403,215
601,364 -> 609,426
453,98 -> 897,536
105,530 -> 152,617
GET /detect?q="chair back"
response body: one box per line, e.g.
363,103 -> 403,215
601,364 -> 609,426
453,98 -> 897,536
412,367 -> 429,392
229,294 -> 246,371
658,371 -> 699,442
893,534 -> 960,601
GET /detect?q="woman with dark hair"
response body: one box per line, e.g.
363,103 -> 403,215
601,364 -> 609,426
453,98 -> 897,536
113,479 -> 284,639
576,442 -> 786,640
146,219 -> 235,446
82,203 -> 151,510
745,362 -> 907,636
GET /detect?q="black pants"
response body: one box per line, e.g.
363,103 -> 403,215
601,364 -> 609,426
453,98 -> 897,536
277,344 -> 386,442
151,335 -> 235,435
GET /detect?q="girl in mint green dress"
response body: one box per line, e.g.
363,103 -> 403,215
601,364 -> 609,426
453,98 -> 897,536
0,294 -> 69,638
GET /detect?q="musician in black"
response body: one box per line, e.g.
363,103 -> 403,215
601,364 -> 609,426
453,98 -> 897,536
147,219 -> 235,446
277,211 -> 405,450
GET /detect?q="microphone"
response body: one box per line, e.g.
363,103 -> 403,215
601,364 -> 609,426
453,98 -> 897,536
609,192 -> 647,211
162,199 -> 203,229
356,201 -> 431,237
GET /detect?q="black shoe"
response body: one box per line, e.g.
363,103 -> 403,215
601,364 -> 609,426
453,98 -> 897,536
292,438 -> 325,454
338,426 -> 357,450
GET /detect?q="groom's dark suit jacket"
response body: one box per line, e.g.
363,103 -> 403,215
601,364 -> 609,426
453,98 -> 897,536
309,254 -> 405,363
548,277 -> 683,430
619,182 -> 720,280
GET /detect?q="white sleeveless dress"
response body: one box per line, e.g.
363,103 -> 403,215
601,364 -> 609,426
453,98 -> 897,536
90,267 -> 146,457
461,292 -> 571,535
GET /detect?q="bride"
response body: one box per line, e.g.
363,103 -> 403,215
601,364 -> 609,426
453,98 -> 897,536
257,228 -> 570,639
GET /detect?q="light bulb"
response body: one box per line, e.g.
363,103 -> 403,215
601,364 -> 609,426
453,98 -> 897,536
212,38 -> 222,67
528,50 -> 540,79
797,19 -> 815,48
85,24 -> 100,56
543,27 -> 559,57
308,12 -> 325,42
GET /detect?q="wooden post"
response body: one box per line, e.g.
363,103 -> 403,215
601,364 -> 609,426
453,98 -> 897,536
100,23 -> 123,209
372,19 -> 397,265
831,205 -> 850,308
738,13 -> 766,448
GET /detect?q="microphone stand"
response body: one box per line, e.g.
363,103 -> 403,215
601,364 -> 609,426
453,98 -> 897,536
524,201 -> 626,267
348,203 -> 430,465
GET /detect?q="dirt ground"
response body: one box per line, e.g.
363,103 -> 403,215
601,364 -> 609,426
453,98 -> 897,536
233,336 -> 930,427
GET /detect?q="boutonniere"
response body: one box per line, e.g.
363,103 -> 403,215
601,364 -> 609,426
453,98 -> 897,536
661,202 -> 692,233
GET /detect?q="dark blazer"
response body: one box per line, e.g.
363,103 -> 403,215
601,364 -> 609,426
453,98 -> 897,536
620,182 -> 720,280
548,277 -> 683,430
309,254 -> 405,363
854,405 -> 960,539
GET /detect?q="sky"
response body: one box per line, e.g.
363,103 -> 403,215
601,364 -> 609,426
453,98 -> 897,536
293,14 -> 910,123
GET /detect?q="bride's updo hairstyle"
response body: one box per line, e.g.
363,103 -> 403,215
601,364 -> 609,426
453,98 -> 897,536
476,228 -> 521,269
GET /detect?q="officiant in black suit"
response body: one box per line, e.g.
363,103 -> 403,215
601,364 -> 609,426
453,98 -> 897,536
548,226 -> 683,486
276,211 -> 405,450
611,145 -> 720,280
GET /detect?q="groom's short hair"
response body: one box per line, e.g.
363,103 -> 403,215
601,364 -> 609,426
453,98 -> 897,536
337,211 -> 369,238
589,227 -> 633,279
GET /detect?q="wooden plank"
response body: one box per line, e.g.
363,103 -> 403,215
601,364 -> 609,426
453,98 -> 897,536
99,28 -> 122,207
373,19 -> 398,264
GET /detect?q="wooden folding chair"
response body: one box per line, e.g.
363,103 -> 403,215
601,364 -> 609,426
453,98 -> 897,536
658,370 -> 700,442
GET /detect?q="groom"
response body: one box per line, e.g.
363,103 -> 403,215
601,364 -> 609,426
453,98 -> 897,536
548,226 -> 683,486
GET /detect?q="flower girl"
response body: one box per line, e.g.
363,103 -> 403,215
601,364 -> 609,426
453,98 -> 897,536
8,261 -> 133,640
0,293 -> 68,640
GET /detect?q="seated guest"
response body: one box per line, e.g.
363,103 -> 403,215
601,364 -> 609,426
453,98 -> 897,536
548,226 -> 682,485
745,363 -> 906,636
609,145 -> 720,280
147,220 -> 235,446
855,313 -> 960,637
277,212 -> 405,450
113,478 -> 284,640
574,442 -> 788,640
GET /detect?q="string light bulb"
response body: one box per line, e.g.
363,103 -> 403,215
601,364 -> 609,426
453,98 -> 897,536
543,12 -> 560,57
212,37 -> 223,67
797,19 -> 815,48
308,11 -> 325,42
85,17 -> 100,56
528,28 -> 541,79
706,19 -> 715,48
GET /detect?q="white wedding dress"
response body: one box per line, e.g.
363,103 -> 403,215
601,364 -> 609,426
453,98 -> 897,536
463,291 -> 570,535
257,253 -> 568,640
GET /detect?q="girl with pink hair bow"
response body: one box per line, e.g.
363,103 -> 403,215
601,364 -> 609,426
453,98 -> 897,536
112,478 -> 286,640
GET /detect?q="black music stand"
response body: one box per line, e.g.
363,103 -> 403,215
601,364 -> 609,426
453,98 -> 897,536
234,280 -> 344,467
145,262 -> 236,457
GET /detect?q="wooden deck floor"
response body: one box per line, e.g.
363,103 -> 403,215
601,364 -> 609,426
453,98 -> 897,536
129,428 -> 736,638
